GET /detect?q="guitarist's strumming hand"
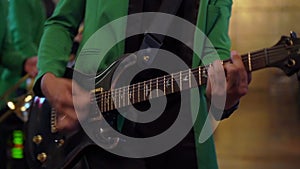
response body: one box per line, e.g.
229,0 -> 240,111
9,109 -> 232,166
206,51 -> 251,111
41,73 -> 91,131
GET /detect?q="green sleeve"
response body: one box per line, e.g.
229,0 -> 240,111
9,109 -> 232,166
0,0 -> 24,73
192,1 -> 233,168
34,0 -> 85,95
0,28 -> 24,74
205,0 -> 232,61
8,0 -> 37,57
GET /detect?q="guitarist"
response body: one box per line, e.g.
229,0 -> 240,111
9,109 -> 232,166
33,0 -> 251,169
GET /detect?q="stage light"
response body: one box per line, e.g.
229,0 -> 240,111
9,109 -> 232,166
7,101 -> 16,110
20,106 -> 26,112
24,94 -> 33,102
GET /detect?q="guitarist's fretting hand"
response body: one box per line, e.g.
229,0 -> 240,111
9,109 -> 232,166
206,51 -> 251,110
41,73 -> 91,131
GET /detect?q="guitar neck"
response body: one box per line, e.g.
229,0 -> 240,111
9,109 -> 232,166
93,46 -> 285,112
241,48 -> 276,72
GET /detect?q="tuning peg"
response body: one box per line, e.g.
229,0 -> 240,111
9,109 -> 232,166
290,31 -> 297,39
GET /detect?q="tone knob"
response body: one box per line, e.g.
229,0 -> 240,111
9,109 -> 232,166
37,153 -> 47,163
32,135 -> 43,144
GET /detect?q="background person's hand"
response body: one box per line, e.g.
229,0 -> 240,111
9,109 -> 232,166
24,56 -> 38,77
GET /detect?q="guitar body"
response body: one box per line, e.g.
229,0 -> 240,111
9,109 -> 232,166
25,98 -> 94,169
25,56 -> 131,169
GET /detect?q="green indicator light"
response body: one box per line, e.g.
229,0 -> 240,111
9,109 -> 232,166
11,130 -> 24,159
13,137 -> 23,145
12,130 -> 24,144
11,147 -> 23,159
13,130 -> 23,137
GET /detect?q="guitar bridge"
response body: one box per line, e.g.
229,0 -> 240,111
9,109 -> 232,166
51,108 -> 58,133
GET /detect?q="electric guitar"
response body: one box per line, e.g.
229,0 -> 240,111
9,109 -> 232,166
25,33 -> 300,169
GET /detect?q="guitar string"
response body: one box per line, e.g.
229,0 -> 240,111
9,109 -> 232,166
91,48 -> 297,107
93,64 -> 295,111
242,49 -> 290,62
93,51 -> 296,100
93,48 -> 292,99
91,71 -> 190,103
240,45 -> 296,62
91,44 -> 300,105
242,50 -> 289,66
90,71 -> 200,109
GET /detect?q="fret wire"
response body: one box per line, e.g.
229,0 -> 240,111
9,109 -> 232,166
102,91 -> 104,112
149,79 -> 152,99
145,79 -> 148,99
156,77 -> 159,97
110,91 -> 113,111
248,52 -> 252,72
171,74 -> 174,93
123,87 -> 126,107
138,82 -> 140,103
109,91 -> 111,111
111,90 -> 115,110
189,69 -> 191,88
143,81 -> 146,101
127,85 -> 130,106
133,84 -> 135,104
99,92 -> 103,112
104,92 -> 107,112
198,67 -> 201,85
108,91 -> 110,111
163,75 -> 166,95
179,71 -> 182,91
118,88 -> 121,109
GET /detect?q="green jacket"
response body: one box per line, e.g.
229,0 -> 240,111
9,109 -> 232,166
8,0 -> 46,57
0,0 -> 25,107
36,0 -> 232,168
1,0 -> 46,94
0,0 -> 46,107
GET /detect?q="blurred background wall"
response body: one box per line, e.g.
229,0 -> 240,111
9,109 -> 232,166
214,0 -> 300,168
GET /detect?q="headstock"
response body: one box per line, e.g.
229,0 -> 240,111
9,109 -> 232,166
268,31 -> 300,77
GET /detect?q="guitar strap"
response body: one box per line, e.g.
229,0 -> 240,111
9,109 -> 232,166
126,0 -> 184,66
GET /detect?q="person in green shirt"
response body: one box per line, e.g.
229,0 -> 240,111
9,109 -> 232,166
1,0 -> 46,100
34,0 -> 251,168
0,0 -> 38,168
0,0 -> 38,107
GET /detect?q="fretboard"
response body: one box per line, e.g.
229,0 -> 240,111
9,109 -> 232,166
92,67 -> 208,113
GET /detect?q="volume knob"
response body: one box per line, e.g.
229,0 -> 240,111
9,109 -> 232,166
37,152 -> 47,163
32,135 -> 43,144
